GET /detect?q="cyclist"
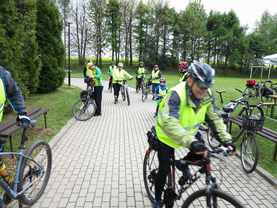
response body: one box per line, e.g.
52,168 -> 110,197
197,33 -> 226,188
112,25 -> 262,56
153,78 -> 168,118
178,61 -> 189,83
108,61 -> 117,90
153,61 -> 236,208
86,63 -> 103,116
0,65 -> 30,207
113,63 -> 133,104
136,61 -> 148,92
151,65 -> 162,100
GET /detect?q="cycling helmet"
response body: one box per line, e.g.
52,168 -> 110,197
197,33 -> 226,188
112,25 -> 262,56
118,63 -> 123,67
160,77 -> 166,83
178,62 -> 188,69
154,65 -> 158,68
139,62 -> 143,65
188,61 -> 215,88
111,61 -> 115,64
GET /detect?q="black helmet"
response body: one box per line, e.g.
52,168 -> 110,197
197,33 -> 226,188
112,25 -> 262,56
188,61 -> 215,88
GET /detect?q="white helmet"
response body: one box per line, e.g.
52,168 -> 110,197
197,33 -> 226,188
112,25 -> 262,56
118,63 -> 123,67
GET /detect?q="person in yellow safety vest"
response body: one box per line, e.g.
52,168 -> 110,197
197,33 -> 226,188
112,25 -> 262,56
178,61 -> 189,83
107,61 -> 117,90
135,61 -> 148,93
152,61 -> 237,208
153,78 -> 168,118
113,63 -> 133,104
86,63 -> 103,116
0,65 -> 30,208
151,65 -> 162,100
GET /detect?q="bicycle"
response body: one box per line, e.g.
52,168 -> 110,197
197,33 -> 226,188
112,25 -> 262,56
0,119 -> 52,208
142,76 -> 152,102
120,78 -> 132,105
136,69 -> 148,93
244,80 -> 276,102
208,88 -> 265,173
143,144 -> 246,208
73,82 -> 97,121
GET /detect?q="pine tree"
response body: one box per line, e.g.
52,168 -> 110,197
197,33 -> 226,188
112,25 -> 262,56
36,0 -> 65,93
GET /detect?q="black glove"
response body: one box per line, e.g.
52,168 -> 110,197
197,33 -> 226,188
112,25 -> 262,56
222,140 -> 237,151
190,141 -> 207,152
17,113 -> 31,125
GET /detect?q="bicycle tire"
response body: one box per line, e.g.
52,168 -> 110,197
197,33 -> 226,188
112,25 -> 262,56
142,86 -> 147,102
18,140 -> 52,205
126,87 -> 130,105
143,148 -> 172,203
73,98 -> 96,121
241,133 -> 259,173
238,105 -> 264,118
182,188 -> 246,208
244,87 -> 255,100
260,88 -> 273,103
122,86 -> 126,101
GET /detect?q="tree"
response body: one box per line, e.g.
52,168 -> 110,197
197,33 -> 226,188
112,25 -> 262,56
0,0 -> 28,97
88,0 -> 107,67
36,0 -> 65,93
106,0 -> 121,62
71,1 -> 90,65
57,0 -> 71,68
15,0 -> 41,93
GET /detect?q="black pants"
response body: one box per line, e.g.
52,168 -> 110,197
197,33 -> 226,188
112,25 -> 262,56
94,86 -> 103,114
113,83 -> 121,98
155,132 -> 204,200
136,78 -> 142,90
109,76 -> 113,89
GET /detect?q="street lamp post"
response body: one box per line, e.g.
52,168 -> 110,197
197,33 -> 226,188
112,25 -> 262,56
66,21 -> 72,86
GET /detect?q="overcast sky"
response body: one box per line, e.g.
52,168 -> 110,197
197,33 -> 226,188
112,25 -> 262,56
169,0 -> 277,33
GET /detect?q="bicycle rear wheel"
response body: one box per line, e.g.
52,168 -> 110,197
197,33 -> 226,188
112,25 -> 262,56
18,140 -> 52,205
143,148 -> 172,203
241,133 -> 259,173
182,188 -> 246,208
73,98 -> 96,121
244,87 -> 255,100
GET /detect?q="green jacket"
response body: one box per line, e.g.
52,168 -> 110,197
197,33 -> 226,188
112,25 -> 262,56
88,66 -> 103,86
155,81 -> 231,149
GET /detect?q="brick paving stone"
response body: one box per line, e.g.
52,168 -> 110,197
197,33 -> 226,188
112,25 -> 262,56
4,78 -> 277,207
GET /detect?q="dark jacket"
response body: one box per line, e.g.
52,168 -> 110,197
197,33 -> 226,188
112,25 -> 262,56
0,66 -> 27,115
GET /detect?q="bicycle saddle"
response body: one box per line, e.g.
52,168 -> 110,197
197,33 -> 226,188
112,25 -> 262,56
216,90 -> 226,94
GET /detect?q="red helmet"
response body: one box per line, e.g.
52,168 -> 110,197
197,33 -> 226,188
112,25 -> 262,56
178,62 -> 188,69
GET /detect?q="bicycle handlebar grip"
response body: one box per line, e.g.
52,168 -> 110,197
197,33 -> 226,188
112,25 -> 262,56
0,140 -> 6,144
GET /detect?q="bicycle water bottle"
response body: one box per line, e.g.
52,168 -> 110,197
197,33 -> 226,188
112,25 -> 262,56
0,161 -> 13,184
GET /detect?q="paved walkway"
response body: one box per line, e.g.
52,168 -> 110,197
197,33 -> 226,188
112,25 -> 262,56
6,78 -> 277,207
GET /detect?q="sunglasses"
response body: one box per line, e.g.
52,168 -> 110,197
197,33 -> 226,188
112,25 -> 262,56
197,83 -> 208,89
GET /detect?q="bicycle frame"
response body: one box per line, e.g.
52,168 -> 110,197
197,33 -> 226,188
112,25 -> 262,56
166,148 -> 229,206
0,127 -> 44,200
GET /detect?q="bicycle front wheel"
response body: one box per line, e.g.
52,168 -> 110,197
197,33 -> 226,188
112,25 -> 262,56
73,98 -> 96,121
126,87 -> 130,105
241,133 -> 259,173
238,105 -> 264,118
110,82 -> 113,93
244,87 -> 255,100
143,148 -> 172,203
18,140 -> 52,205
182,188 -> 246,208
